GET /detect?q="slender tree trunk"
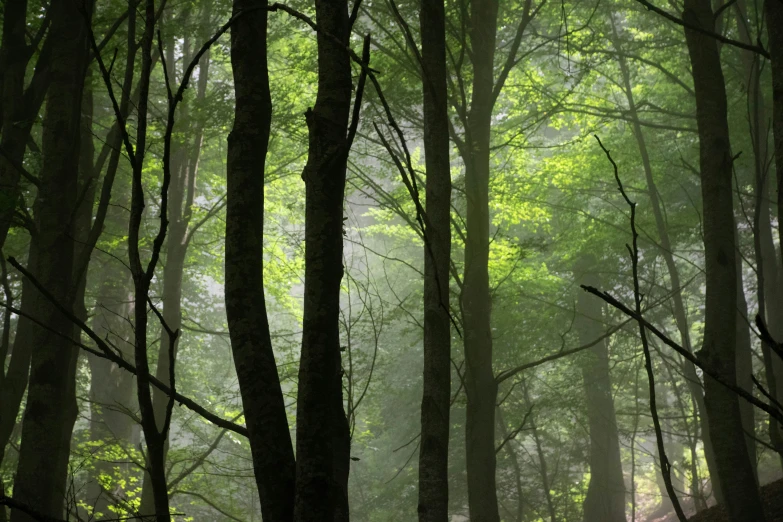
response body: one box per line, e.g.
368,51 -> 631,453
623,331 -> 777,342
767,0 -> 783,252
0,0 -> 30,250
610,25 -> 723,502
225,1 -> 296,520
682,0 -> 764,518
139,19 -> 210,514
125,1 -> 173,519
417,0 -> 452,518
461,0 -> 501,519
575,266 -> 625,522
294,0 -> 352,518
732,0 -> 779,477
8,1 -> 91,519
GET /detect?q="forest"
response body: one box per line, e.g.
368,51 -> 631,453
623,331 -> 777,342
0,0 -> 782,520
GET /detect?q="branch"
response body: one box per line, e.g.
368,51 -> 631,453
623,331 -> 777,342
4,257 -> 248,438
582,145 -> 783,428
495,318 -> 631,384
495,404 -> 534,454
346,35 -> 371,150
633,0 -> 769,58
0,145 -> 39,187
0,495 -> 66,522
169,490 -> 244,522
166,414 -> 242,491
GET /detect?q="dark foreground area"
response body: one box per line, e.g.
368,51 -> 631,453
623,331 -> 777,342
657,480 -> 783,522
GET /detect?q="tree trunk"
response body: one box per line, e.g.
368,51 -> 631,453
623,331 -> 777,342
8,1 -> 91,519
139,17 -> 210,514
682,0 -> 764,518
0,3 -> 53,252
225,1 -> 296,520
461,0 -> 501,519
0,7 -> 55,469
767,0 -> 783,253
610,24 -> 723,501
0,0 -> 30,250
294,0 -> 352,518
417,0 -> 452,518
576,266 -> 625,522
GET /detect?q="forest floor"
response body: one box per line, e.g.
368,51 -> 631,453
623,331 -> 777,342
655,479 -> 783,521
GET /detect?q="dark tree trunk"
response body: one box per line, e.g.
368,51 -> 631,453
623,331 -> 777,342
294,0 -> 352,518
767,0 -> 783,253
225,1 -> 296,520
461,0 -> 501,519
126,1 -> 172,519
761,2 -> 783,467
0,3 -> 53,251
139,17 -> 210,514
417,0 -> 452,518
576,267 -> 625,522
0,8 -> 55,467
682,0 -> 764,518
8,1 -> 91,519
0,0 -> 30,250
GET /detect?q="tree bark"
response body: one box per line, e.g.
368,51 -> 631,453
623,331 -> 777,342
0,4 -> 53,251
461,0 -> 501,519
575,266 -> 625,522
0,9 -> 55,467
0,0 -> 30,250
225,1 -> 296,520
767,0 -> 783,253
294,0 -> 352,518
8,1 -> 91,519
417,0 -> 452,518
682,0 -> 764,518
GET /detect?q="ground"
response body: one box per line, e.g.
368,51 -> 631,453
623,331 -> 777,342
655,479 -> 783,522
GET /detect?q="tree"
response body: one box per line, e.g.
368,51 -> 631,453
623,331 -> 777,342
575,263 -> 625,522
138,4 -> 214,514
767,0 -> 783,252
294,0 -> 355,517
9,0 -> 92,519
417,0 -> 452,517
225,0 -> 296,520
682,0 -> 765,518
